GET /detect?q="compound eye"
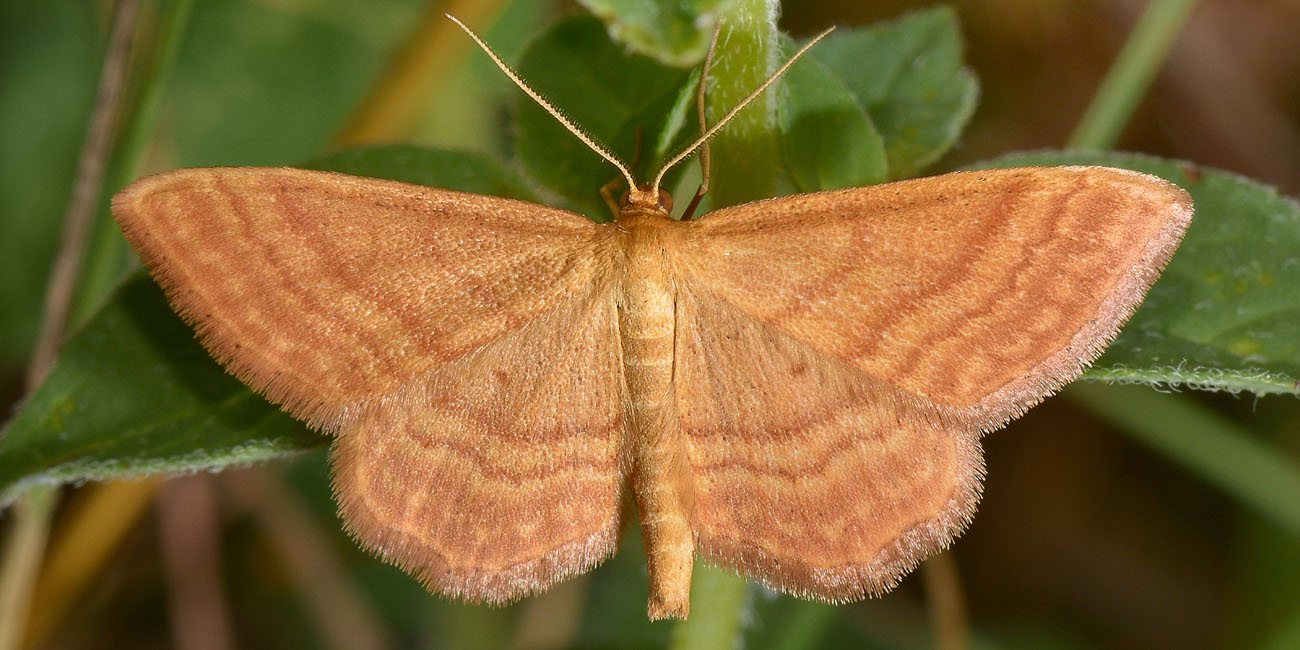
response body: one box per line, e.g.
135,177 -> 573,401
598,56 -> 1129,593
656,188 -> 674,213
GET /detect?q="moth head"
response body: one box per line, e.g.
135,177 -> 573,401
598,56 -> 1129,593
622,186 -> 674,213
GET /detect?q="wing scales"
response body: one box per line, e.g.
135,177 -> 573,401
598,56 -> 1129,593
331,284 -> 629,602
678,167 -> 1192,426
675,280 -> 983,599
113,167 -> 613,430
114,166 -> 629,603
671,166 -> 1189,598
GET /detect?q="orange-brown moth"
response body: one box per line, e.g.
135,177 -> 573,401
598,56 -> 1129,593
111,17 -> 1192,620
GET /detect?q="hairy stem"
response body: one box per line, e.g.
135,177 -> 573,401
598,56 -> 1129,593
669,564 -> 751,650
704,0 -> 782,208
670,0 -> 781,646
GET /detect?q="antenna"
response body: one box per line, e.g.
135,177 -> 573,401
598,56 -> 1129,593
449,15 -> 834,204
651,26 -> 835,196
446,14 -> 638,191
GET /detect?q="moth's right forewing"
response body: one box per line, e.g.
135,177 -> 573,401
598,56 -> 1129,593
112,167 -> 613,430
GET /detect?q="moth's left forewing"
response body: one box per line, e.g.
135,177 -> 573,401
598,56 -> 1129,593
978,166 -> 1193,420
331,278 -> 630,605
678,166 -> 1193,427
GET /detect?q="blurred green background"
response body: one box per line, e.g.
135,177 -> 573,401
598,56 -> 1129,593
1,1 -> 1298,649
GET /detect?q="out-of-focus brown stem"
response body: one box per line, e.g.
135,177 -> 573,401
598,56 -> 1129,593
27,0 -> 138,390
157,476 -> 234,650
222,469 -> 391,650
922,551 -> 970,650
333,0 -> 508,146
0,487 -> 55,650
0,3 -> 141,649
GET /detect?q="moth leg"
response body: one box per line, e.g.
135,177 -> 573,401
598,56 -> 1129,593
599,176 -> 625,218
600,127 -> 648,218
681,23 -> 721,222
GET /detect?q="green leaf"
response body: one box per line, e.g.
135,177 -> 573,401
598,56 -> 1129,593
778,36 -> 887,192
0,146 -> 533,502
578,0 -> 733,66
812,7 -> 978,179
975,150 -> 1300,396
0,273 -> 320,506
514,15 -> 695,220
169,0 -> 424,166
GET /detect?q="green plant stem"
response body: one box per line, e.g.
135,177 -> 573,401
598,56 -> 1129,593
1259,601 -> 1300,650
669,2 -> 779,646
669,564 -> 750,650
1067,383 -> 1300,538
1067,0 -> 1198,150
767,601 -> 835,650
704,0 -> 782,208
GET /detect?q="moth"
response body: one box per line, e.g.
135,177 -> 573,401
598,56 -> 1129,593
111,17 -> 1192,619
